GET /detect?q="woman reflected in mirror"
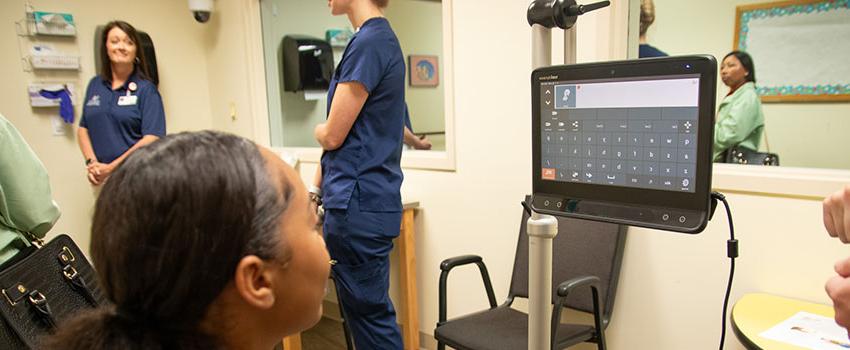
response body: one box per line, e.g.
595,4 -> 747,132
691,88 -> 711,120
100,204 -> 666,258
713,51 -> 765,161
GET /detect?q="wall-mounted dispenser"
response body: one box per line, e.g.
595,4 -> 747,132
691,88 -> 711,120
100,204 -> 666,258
282,35 -> 334,92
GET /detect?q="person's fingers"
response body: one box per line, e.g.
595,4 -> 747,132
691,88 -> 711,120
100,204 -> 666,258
833,198 -> 848,243
838,186 -> 850,241
829,276 -> 850,330
87,172 -> 99,185
836,257 -> 850,278
826,196 -> 838,237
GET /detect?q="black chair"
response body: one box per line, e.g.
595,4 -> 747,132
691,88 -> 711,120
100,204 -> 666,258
435,197 -> 627,350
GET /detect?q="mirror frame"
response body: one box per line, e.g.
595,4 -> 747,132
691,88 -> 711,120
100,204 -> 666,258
249,0 -> 456,171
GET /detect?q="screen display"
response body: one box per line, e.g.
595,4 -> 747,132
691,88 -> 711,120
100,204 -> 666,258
539,75 -> 700,193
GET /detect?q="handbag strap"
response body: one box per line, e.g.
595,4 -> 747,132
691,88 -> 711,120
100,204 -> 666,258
20,230 -> 44,248
26,290 -> 57,329
762,124 -> 771,153
57,245 -> 100,307
2,284 -> 58,329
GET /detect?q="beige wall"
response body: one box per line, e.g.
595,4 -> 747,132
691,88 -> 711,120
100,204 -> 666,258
650,0 -> 850,170
0,0 -> 214,255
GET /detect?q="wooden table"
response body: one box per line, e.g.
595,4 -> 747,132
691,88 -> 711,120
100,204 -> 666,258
284,201 -> 420,350
732,293 -> 837,350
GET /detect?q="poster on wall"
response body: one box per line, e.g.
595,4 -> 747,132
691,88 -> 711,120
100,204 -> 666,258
408,55 -> 439,87
734,0 -> 850,102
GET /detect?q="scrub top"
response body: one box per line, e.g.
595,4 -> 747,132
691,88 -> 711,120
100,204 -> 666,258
639,44 -> 668,58
321,17 -> 405,212
713,81 -> 764,161
80,71 -> 166,164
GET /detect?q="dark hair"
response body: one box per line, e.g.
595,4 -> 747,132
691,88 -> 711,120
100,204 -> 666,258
42,131 -> 291,349
724,50 -> 756,84
372,0 -> 389,8
100,21 -> 152,82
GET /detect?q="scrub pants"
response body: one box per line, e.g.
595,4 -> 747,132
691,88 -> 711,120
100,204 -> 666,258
324,186 -> 403,350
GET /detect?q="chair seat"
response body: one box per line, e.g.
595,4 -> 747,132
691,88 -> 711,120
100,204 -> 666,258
434,306 -> 595,350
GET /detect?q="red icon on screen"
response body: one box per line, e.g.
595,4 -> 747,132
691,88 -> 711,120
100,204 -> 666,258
542,168 -> 556,180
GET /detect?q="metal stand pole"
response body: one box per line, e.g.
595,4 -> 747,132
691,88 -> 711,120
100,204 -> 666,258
530,23 -> 559,350
527,211 -> 558,350
527,3 -> 607,348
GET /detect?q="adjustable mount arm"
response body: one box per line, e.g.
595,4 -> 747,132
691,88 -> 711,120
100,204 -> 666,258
527,0 -> 611,29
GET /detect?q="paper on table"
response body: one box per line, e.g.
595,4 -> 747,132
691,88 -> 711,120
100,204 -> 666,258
760,311 -> 850,349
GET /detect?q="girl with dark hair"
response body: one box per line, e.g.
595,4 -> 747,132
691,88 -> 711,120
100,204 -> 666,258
312,0 -> 406,348
77,20 -> 166,186
43,131 -> 331,350
713,50 -> 765,161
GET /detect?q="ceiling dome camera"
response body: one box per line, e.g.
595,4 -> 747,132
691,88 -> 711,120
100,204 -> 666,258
189,0 -> 214,23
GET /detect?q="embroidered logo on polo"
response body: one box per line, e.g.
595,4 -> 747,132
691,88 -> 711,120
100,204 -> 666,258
86,95 -> 100,107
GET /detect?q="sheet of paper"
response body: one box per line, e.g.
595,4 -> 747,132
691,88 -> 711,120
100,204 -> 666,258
760,311 -> 850,350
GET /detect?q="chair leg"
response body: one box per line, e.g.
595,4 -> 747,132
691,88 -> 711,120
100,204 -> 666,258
595,330 -> 607,350
437,342 -> 446,350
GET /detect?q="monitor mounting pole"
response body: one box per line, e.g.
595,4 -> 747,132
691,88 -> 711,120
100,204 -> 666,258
526,1 -> 609,349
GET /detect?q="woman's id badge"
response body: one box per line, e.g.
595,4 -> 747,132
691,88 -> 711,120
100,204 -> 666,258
117,95 -> 138,106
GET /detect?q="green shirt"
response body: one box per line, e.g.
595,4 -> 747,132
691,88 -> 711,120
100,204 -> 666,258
0,113 -> 60,265
713,82 -> 765,161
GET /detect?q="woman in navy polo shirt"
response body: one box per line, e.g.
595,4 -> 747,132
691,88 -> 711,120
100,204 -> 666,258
77,21 -> 165,186
313,0 -> 406,348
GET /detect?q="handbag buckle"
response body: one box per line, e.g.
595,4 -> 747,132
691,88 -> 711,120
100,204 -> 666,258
2,284 -> 28,306
58,246 -> 76,265
62,265 -> 78,280
27,291 -> 46,306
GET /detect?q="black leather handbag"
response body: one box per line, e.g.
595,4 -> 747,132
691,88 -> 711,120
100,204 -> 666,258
0,234 -> 107,349
724,145 -> 780,166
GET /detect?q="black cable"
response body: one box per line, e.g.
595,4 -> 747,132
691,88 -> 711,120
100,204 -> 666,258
712,192 -> 738,350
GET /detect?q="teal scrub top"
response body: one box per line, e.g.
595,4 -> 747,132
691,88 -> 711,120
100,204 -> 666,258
0,113 -> 60,265
713,82 -> 765,161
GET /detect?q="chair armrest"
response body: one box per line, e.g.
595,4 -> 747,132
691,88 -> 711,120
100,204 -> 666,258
556,276 -> 600,297
550,276 -> 605,350
440,254 -> 482,271
438,255 -> 497,326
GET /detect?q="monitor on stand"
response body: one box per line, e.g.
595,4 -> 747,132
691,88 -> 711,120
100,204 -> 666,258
531,56 -> 717,233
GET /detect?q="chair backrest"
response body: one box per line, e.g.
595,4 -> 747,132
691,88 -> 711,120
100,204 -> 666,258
508,196 -> 627,320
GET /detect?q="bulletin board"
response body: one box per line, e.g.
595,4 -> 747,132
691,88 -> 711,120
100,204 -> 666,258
734,0 -> 850,102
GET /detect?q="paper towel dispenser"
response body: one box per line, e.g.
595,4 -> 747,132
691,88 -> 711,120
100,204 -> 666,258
282,35 -> 334,92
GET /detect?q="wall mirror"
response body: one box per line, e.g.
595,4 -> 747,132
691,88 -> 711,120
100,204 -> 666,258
633,0 -> 850,170
260,0 -> 455,170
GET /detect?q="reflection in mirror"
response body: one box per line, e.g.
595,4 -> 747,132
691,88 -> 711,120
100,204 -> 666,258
260,0 -> 446,151
635,0 -> 850,170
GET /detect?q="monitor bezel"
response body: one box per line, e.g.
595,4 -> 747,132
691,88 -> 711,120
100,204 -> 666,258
531,56 -> 717,215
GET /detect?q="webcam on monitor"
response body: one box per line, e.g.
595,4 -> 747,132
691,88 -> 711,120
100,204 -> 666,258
531,55 -> 717,233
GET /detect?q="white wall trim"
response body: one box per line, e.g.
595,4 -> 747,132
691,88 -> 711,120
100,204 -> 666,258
242,0 -> 271,146
712,163 -> 850,199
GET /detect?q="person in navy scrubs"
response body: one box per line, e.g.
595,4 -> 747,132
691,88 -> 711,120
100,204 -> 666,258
312,0 -> 405,348
78,21 -> 165,186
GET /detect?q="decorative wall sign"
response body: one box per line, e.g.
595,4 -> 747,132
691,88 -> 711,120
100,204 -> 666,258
735,0 -> 850,102
409,55 -> 439,87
